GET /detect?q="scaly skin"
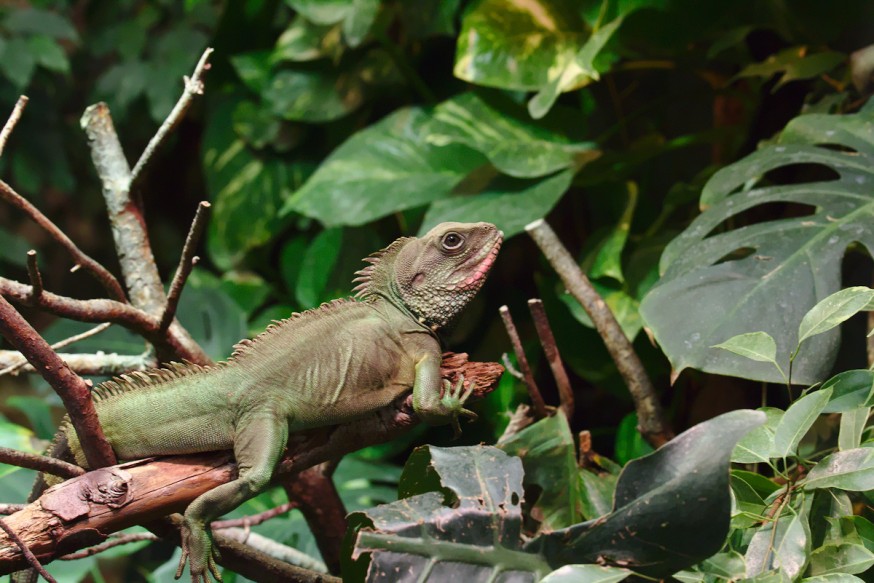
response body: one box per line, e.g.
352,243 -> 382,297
34,222 -> 502,583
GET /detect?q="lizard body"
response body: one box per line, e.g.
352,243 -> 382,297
34,221 -> 502,582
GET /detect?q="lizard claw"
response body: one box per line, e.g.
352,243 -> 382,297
176,519 -> 222,583
442,376 -> 477,438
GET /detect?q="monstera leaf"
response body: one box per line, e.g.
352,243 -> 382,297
640,105 -> 874,384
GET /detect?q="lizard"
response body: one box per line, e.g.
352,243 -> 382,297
22,221 -> 502,583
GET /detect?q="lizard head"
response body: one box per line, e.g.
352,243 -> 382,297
354,222 -> 502,330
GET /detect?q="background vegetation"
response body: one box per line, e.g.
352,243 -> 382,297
3,0 -> 874,581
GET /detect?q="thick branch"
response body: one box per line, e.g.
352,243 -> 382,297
0,354 -> 502,574
0,295 -> 116,468
0,180 -> 125,301
526,219 -> 673,447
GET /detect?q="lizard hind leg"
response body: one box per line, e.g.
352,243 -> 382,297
175,413 -> 289,583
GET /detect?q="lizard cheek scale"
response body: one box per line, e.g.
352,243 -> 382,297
27,221 -> 501,583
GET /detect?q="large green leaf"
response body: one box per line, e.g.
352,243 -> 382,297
346,445 -> 552,582
427,92 -> 599,178
529,410 -> 765,577
283,108 -> 486,226
772,388 -> 832,458
745,509 -> 810,579
640,106 -> 874,384
804,448 -> 874,491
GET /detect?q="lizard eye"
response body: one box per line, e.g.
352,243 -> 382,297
441,232 -> 464,251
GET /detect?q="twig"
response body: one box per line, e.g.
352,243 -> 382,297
0,518 -> 55,583
0,351 -> 153,377
130,48 -> 214,188
499,306 -> 548,418
159,201 -> 210,332
0,277 -> 209,365
0,96 -> 28,158
0,321 -> 112,376
211,502 -> 296,530
60,533 -> 157,560
0,505 -> 24,516
26,250 -> 42,301
0,447 -> 84,479
528,299 -> 574,419
219,528 -> 329,574
501,353 -> 524,381
526,219 -> 674,447
0,295 -> 117,469
0,180 -> 126,301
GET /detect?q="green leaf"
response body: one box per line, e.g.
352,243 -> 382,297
613,412 -> 654,465
0,421 -> 38,479
419,170 -> 574,239
7,396 -> 56,441
804,448 -> 874,491
798,287 -> 874,345
0,37 -> 36,88
531,410 -> 766,577
839,407 -> 869,451
427,92 -> 599,178
263,69 -> 363,123
342,0 -> 380,46
589,185 -> 637,282
822,370 -> 874,413
712,332 -> 780,368
286,0 -> 352,25
641,107 -> 874,384
736,47 -> 845,92
561,278 -> 643,340
772,388 -> 832,458
4,8 -> 79,41
27,35 -> 69,74
803,574 -> 866,583
295,228 -> 343,309
176,285 -> 247,361
273,15 -> 339,63
540,564 -> 630,583
808,543 -> 874,576
498,411 -> 581,530
454,0 -> 585,92
745,509 -> 810,579
732,407 -> 784,463
698,550 -> 747,579
230,51 -> 273,93
578,467 -> 617,521
284,108 -> 486,226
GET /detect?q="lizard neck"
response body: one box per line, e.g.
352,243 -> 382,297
370,291 -> 439,338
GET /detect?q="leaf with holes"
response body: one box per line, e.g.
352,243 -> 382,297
640,105 -> 874,384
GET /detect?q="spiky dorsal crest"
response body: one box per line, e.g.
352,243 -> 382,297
92,361 -> 215,402
352,237 -> 413,299
228,298 -> 351,361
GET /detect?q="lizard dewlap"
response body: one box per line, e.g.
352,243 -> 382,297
36,221 -> 502,583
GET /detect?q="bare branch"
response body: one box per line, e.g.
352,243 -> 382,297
0,447 -> 84,479
220,528 -> 328,574
526,219 -> 674,447
0,96 -> 28,158
25,250 -> 42,301
0,321 -> 113,376
60,533 -> 157,560
0,295 -> 117,469
0,518 -> 55,583
499,305 -> 548,418
0,351 -> 153,377
0,277 -> 209,365
528,299 -> 574,419
160,201 -> 210,332
501,353 -> 524,381
130,48 -> 214,188
0,180 -> 126,301
212,502 -> 296,530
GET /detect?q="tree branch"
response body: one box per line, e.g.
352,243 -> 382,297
528,299 -> 574,419
0,180 -> 126,301
160,201 -> 210,333
0,351 -> 154,377
0,448 -> 84,479
525,219 -> 674,447
283,464 -> 346,575
0,518 -> 54,583
0,321 -> 114,376
211,502 -> 296,530
0,95 -> 28,158
25,250 -> 43,301
0,295 -> 117,469
499,305 -> 548,418
130,48 -> 214,188
59,533 -> 157,561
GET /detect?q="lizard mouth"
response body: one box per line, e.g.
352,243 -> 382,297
453,230 -> 503,291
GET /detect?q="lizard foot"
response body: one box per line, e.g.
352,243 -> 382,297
176,519 -> 223,583
442,376 -> 477,438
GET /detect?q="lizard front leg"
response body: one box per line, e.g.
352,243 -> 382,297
412,351 -> 476,435
176,411 -> 288,583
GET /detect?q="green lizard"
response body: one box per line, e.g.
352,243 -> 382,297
30,221 -> 502,582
